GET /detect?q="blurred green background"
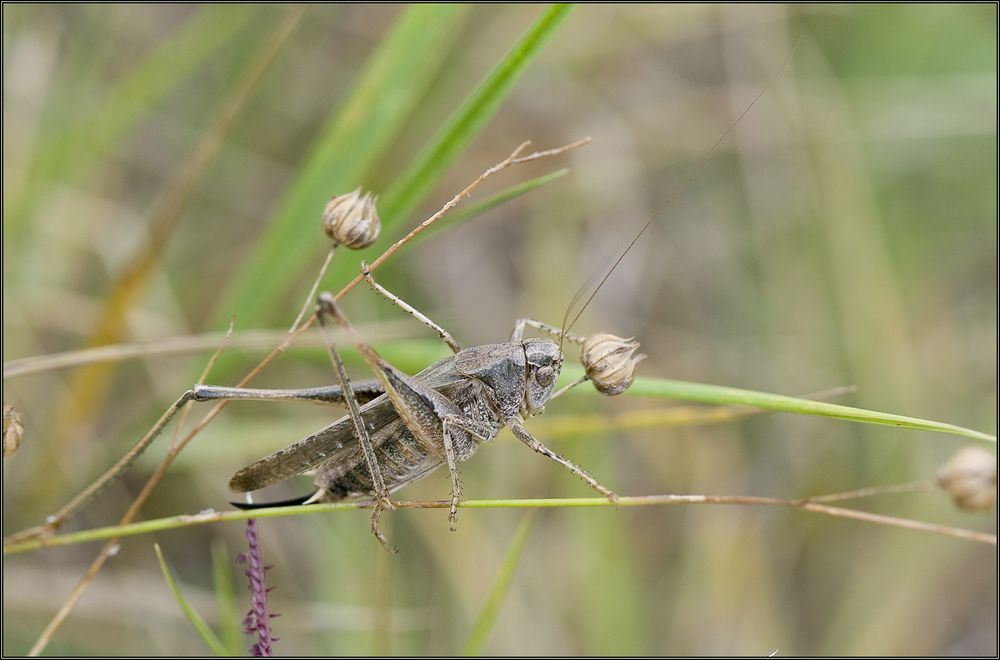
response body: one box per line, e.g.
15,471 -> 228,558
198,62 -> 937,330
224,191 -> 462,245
3,4 -> 995,655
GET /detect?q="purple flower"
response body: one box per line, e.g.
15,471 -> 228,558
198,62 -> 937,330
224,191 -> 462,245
236,518 -> 279,656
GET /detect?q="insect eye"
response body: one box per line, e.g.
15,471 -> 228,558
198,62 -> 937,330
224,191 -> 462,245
535,366 -> 555,387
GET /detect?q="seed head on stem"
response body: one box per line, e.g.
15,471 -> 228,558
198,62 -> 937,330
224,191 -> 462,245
322,188 -> 381,249
937,446 -> 997,512
580,333 -> 645,396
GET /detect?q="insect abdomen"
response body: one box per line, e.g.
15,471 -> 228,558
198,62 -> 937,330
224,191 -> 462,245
314,377 -> 501,501
314,426 -> 443,500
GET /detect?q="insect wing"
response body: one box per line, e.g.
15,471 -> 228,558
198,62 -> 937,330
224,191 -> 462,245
229,394 -> 399,492
229,355 -> 468,493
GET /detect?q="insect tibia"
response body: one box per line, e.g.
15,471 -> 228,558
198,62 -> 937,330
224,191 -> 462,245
504,416 -> 618,505
362,262 -> 462,353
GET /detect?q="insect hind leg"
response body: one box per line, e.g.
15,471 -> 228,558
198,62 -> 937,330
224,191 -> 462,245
318,291 -> 497,535
315,293 -> 396,553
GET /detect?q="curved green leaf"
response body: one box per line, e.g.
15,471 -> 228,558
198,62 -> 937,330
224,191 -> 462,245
463,510 -> 538,656
154,543 -> 228,656
561,367 -> 997,442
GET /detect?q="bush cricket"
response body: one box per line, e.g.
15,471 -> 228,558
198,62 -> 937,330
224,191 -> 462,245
232,287 -> 637,552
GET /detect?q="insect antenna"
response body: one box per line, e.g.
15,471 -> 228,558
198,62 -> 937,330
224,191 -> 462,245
560,37 -> 802,351
558,247 -> 618,356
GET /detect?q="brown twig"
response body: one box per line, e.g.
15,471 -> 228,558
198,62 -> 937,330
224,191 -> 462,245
335,138 -> 592,300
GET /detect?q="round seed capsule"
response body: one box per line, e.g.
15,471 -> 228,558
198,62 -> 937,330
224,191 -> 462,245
322,188 -> 381,249
581,333 -> 645,396
936,446 -> 997,512
3,402 -> 23,457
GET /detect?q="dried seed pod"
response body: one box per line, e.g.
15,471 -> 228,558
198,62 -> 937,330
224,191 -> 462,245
936,446 -> 997,512
322,188 -> 381,249
4,402 -> 23,457
580,333 -> 645,395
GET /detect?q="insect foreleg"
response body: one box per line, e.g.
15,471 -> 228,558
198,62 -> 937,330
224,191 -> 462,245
440,412 -> 502,530
504,416 -> 619,505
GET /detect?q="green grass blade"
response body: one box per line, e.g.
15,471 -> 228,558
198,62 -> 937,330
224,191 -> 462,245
7,496 -> 994,557
343,353 -> 996,443
210,5 -> 470,334
377,4 -> 576,225
462,510 -> 538,656
560,367 -> 997,442
154,543 -> 228,656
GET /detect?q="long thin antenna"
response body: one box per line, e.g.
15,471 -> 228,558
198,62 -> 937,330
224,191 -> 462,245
563,37 -> 803,338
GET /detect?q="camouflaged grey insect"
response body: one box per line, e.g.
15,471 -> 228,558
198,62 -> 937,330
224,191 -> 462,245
224,289 -> 628,551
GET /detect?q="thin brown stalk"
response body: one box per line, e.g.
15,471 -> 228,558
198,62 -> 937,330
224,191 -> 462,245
335,138 -> 592,300
3,321 -> 419,379
394,495 -> 998,545
289,246 -> 336,333
805,480 -> 940,503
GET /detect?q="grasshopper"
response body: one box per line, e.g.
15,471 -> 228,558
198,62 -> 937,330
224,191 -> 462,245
222,272 -> 637,550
